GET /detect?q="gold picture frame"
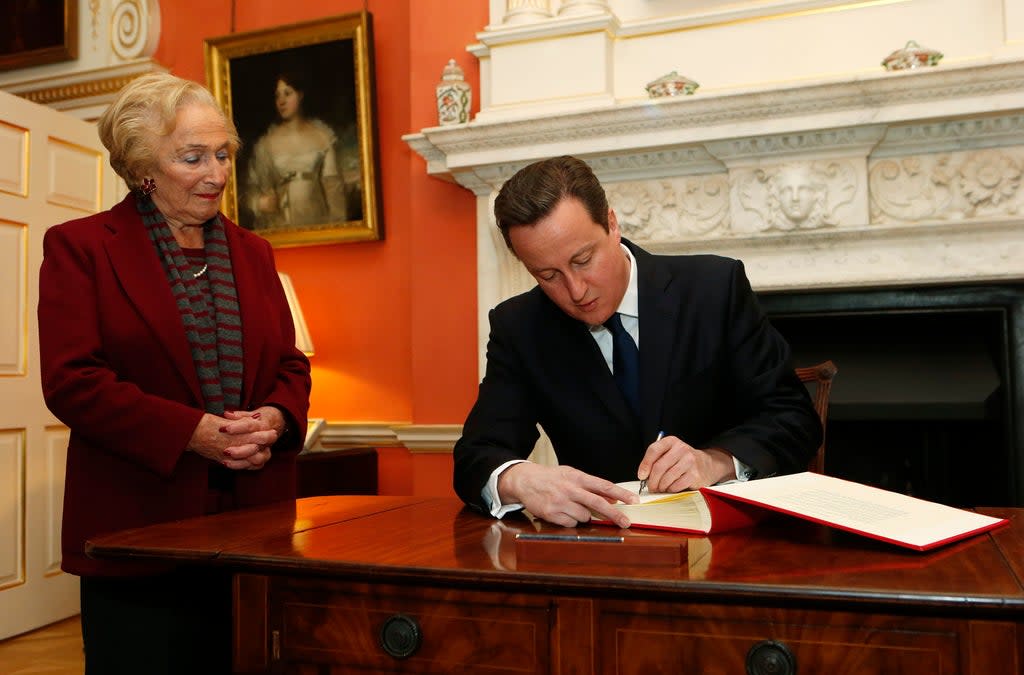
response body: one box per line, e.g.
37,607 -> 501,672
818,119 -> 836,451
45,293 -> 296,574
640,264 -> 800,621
204,12 -> 382,247
0,0 -> 77,71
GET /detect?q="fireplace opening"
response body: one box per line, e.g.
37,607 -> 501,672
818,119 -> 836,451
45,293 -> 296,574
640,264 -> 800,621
759,285 -> 1024,508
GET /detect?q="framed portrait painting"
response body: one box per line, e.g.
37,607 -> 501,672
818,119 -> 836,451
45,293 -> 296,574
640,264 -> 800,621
0,0 -> 77,71
205,12 -> 382,247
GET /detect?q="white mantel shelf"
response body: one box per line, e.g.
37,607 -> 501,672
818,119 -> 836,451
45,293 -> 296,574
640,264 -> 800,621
404,59 -> 1024,194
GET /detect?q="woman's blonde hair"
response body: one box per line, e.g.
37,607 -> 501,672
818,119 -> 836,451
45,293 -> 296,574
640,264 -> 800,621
97,71 -> 241,190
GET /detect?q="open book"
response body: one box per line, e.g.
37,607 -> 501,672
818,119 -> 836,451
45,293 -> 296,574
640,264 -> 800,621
594,472 -> 1009,551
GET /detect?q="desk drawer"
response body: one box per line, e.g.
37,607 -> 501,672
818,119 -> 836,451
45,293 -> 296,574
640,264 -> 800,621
267,578 -> 552,674
597,600 -> 1016,675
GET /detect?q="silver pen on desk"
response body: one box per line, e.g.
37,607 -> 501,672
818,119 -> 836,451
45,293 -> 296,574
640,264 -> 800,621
639,430 -> 666,494
515,533 -> 625,543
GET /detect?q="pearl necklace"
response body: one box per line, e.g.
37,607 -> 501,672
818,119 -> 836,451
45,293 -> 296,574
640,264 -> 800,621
193,263 -> 209,279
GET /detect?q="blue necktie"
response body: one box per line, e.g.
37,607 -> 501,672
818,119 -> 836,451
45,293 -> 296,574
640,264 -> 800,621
604,312 -> 640,416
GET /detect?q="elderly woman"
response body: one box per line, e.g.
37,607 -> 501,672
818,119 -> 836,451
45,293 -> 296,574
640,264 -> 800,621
38,72 -> 311,673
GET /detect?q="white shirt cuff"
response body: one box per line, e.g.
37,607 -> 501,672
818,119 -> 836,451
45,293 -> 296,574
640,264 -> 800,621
733,456 -> 756,482
483,459 -> 529,518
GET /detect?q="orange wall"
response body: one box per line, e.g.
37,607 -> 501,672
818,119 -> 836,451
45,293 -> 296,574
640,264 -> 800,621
155,0 -> 487,495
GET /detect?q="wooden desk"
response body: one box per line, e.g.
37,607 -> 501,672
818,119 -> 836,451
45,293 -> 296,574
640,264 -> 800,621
87,497 -> 1024,674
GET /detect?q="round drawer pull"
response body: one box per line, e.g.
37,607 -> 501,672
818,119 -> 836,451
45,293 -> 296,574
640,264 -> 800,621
379,614 -> 422,659
746,639 -> 797,675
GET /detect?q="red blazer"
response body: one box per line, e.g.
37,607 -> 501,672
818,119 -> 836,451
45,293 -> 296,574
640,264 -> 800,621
38,195 -> 311,576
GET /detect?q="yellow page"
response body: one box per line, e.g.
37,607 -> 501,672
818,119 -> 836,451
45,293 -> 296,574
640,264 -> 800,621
615,480 -> 699,504
613,491 -> 712,531
610,481 -> 711,531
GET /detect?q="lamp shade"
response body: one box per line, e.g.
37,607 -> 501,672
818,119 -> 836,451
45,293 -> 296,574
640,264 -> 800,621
278,272 -> 314,356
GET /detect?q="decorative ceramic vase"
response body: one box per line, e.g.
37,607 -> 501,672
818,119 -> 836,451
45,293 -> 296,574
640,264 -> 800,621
881,40 -> 943,71
436,59 -> 472,126
645,71 -> 699,98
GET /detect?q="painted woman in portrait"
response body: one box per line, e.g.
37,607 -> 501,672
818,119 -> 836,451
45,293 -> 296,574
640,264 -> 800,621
245,72 -> 350,229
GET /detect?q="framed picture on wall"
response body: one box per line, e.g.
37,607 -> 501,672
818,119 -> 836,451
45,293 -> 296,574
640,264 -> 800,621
0,0 -> 77,71
204,12 -> 382,247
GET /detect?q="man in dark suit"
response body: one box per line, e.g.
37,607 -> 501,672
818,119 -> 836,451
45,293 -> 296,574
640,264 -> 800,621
453,156 -> 821,528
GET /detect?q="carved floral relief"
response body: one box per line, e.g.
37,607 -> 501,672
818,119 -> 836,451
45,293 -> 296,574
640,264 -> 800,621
605,160 -> 864,241
869,148 -> 1024,223
960,152 -> 1021,209
606,175 -> 730,240
485,145 -> 1024,297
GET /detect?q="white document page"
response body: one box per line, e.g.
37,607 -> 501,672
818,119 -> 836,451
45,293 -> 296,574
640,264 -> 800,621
707,472 -> 1005,549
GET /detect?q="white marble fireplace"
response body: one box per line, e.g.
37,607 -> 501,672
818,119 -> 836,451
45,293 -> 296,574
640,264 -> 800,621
406,0 -> 1024,374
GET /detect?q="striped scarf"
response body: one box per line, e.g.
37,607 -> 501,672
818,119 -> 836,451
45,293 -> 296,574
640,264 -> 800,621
137,195 -> 243,414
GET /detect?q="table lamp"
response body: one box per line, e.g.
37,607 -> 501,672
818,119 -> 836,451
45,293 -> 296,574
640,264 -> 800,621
278,272 -> 314,356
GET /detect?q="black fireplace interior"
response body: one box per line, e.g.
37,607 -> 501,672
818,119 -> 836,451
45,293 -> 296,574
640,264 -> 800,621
759,284 -> 1024,509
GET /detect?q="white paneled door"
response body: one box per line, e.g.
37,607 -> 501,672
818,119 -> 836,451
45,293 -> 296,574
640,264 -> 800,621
0,88 -> 113,639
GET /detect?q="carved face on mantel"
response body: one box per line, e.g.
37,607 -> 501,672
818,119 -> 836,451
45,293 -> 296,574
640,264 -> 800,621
774,164 -> 826,228
732,161 -> 857,234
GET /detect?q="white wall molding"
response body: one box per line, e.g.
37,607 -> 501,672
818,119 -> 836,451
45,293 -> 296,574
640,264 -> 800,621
317,423 -> 402,450
0,1 -> 163,120
314,423 -> 461,453
392,425 -> 464,452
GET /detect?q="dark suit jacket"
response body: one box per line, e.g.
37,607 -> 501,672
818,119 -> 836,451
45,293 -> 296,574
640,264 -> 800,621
38,194 -> 311,576
453,241 -> 821,511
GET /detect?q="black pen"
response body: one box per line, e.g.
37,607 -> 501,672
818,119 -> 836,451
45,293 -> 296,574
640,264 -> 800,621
515,533 -> 625,543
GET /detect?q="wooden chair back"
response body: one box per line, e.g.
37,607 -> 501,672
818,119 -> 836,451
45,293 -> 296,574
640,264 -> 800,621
795,360 -> 838,474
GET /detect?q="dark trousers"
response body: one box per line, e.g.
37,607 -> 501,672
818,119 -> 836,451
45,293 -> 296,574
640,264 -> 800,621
80,569 -> 233,674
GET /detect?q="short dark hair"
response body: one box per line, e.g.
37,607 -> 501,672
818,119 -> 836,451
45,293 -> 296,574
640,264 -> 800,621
493,156 -> 609,252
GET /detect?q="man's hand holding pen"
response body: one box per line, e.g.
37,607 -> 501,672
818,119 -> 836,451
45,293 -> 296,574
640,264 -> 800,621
637,434 -> 737,493
497,462 -> 638,529
494,435 -> 737,529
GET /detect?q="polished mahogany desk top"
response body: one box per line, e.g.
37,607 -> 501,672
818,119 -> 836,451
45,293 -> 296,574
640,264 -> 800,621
87,496 -> 1024,617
